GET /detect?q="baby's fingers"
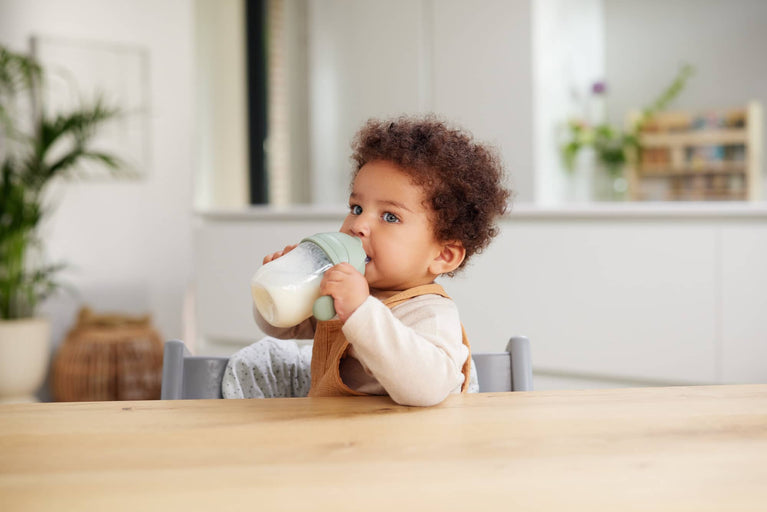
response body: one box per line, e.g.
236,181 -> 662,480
263,244 -> 298,264
327,262 -> 357,276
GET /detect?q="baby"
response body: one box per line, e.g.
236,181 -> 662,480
223,115 -> 510,406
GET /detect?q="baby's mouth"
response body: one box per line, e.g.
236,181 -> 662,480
365,256 -> 371,264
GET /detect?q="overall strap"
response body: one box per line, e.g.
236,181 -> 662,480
381,283 -> 449,308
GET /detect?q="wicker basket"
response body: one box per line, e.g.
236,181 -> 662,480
52,308 -> 164,401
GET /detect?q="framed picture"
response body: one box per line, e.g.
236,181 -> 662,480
30,35 -> 150,179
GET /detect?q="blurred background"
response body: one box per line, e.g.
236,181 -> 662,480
1,0 -> 765,400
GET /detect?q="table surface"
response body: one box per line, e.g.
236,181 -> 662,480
1,385 -> 766,511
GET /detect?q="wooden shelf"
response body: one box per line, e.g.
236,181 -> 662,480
639,128 -> 748,147
627,102 -> 763,202
639,161 -> 747,176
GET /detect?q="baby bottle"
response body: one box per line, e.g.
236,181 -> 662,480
250,232 -> 367,327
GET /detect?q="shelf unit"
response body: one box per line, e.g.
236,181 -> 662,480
627,102 -> 763,201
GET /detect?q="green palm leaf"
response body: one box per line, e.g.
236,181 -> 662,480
1,45 -> 125,320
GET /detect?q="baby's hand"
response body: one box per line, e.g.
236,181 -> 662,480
263,244 -> 298,265
319,263 -> 369,322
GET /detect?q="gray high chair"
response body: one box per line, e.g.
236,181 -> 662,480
161,336 -> 533,399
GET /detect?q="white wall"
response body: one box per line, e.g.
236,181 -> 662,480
604,0 -> 767,196
194,0 -> 767,208
430,0 -> 534,203
307,0 -> 535,205
307,0 -> 426,205
0,1 -> 195,370
305,0 -> 767,206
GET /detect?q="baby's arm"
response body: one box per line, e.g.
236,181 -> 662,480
341,295 -> 467,407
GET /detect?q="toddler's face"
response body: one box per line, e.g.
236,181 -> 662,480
340,160 -> 444,295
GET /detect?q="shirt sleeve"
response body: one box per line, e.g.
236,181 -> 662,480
252,303 -> 316,340
341,294 -> 468,406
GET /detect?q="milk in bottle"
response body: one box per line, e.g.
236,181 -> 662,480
250,241 -> 333,327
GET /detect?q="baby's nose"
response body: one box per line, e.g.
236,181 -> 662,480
349,216 -> 370,237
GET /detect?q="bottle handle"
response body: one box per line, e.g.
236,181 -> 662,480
312,295 -> 336,321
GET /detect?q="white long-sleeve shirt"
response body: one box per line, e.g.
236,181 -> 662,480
253,293 -> 468,406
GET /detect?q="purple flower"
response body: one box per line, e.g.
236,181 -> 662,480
592,81 -> 607,95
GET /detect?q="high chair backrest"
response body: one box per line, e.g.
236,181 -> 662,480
472,336 -> 533,392
161,340 -> 228,399
161,336 -> 532,399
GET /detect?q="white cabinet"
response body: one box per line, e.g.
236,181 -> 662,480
194,205 -> 767,388
449,221 -> 719,384
721,224 -> 767,383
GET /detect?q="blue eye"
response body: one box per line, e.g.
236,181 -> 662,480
382,212 -> 399,223
350,204 -> 362,215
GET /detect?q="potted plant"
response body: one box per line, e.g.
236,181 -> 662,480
0,45 -> 122,402
560,64 -> 695,200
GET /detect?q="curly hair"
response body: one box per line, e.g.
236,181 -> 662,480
350,115 -> 511,274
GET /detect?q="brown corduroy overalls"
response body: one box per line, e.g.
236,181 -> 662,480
308,283 -> 472,397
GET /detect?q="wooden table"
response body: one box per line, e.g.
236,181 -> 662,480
1,385 -> 766,511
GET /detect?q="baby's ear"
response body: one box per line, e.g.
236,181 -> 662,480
429,241 -> 466,276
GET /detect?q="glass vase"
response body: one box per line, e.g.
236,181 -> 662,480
594,165 -> 628,202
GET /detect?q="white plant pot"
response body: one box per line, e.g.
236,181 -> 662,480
0,317 -> 51,403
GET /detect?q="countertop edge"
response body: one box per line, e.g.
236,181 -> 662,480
196,202 -> 767,221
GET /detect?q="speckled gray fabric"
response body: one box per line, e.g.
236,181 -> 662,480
222,337 -> 312,399
222,336 -> 480,398
467,360 -> 479,393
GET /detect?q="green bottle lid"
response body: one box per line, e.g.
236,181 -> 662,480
300,232 -> 367,321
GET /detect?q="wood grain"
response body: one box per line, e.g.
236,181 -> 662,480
1,385 -> 766,511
